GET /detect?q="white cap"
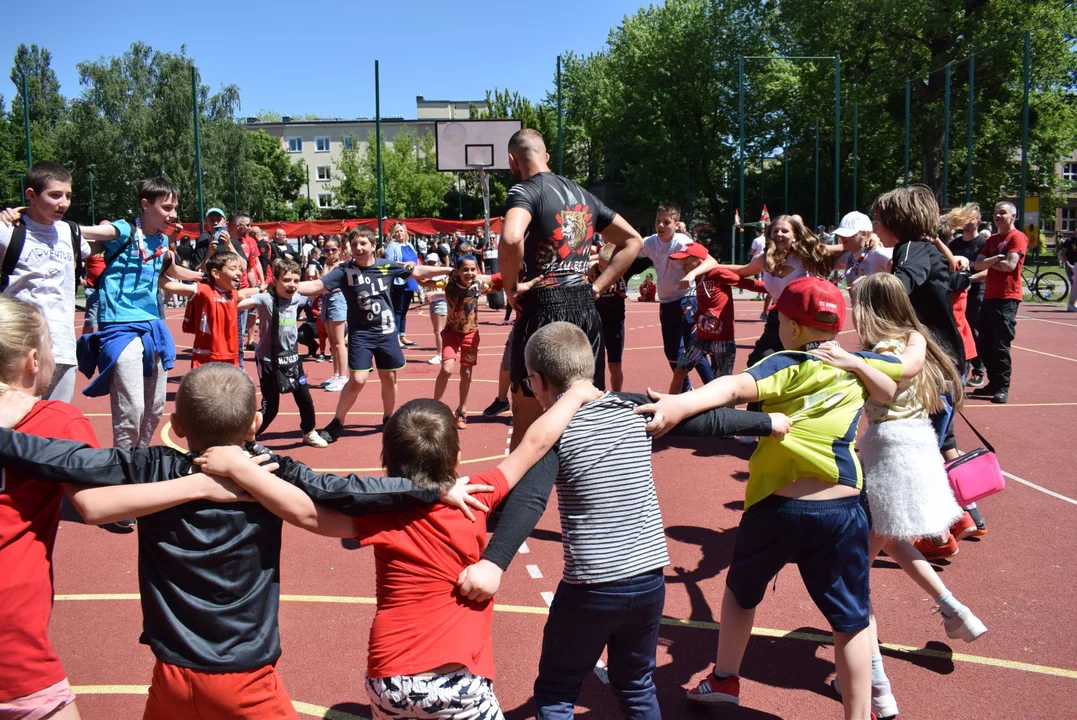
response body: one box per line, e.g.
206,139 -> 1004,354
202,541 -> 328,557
425,253 -> 439,263
833,211 -> 872,237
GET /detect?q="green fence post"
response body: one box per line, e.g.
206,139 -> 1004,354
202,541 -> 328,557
737,55 -> 745,265
813,120 -> 820,229
833,56 -> 841,224
557,55 -> 563,176
967,54 -> 975,203
88,171 -> 95,224
21,72 -> 32,169
191,66 -> 205,224
1019,30 -> 1030,229
943,64 -> 951,207
904,81 -> 911,187
852,101 -> 858,211
375,60 -> 383,240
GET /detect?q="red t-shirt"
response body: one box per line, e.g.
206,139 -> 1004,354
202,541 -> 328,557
185,282 -> 239,367
85,252 -> 106,287
982,228 -> 1027,301
355,468 -> 509,680
0,401 -> 99,700
241,236 -> 260,289
694,267 -> 764,341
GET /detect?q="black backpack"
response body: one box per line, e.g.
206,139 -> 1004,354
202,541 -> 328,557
0,219 -> 85,292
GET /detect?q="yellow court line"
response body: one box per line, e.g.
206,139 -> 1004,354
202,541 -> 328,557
1012,345 -> 1077,363
56,594 -> 1077,680
70,687 -> 368,720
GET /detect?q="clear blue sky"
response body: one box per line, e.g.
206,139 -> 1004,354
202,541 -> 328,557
1,0 -> 645,119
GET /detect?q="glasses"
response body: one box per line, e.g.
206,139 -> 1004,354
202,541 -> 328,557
521,370 -> 542,394
324,248 -> 339,254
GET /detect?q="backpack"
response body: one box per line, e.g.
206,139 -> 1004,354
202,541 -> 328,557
0,219 -> 84,292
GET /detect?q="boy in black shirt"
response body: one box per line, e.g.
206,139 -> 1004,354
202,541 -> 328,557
947,203 -> 988,384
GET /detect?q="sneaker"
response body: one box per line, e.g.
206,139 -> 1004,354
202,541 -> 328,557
736,435 -> 758,444
319,375 -> 336,388
759,312 -> 768,321
687,671 -> 739,705
325,379 -> 345,392
428,354 -> 442,365
969,384 -> 998,397
831,678 -> 899,719
966,369 -> 986,388
935,603 -> 988,643
483,398 -> 511,417
303,430 -> 328,449
456,409 -> 468,430
966,506 -> 988,536
950,512 -> 977,541
315,354 -> 327,363
244,441 -> 272,458
913,534 -> 958,561
991,389 -> 1008,404
112,518 -> 137,530
400,338 -> 417,347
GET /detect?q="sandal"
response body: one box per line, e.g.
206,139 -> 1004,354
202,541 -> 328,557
456,409 -> 467,429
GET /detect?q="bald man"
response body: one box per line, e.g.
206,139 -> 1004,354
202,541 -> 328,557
498,128 -> 642,450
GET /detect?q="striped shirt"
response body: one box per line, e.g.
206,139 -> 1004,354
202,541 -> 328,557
554,393 -> 669,584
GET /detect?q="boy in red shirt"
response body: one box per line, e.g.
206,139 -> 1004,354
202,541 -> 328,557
194,386 -> 599,719
667,242 -> 762,394
170,252 -> 261,368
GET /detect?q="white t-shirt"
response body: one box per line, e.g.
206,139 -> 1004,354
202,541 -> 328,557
639,232 -> 694,302
750,235 -> 767,259
0,217 -> 91,365
838,246 -> 893,284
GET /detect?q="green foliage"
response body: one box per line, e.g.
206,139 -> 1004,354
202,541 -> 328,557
334,130 -> 451,219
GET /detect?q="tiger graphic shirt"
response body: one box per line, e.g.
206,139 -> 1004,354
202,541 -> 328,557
506,172 -> 617,288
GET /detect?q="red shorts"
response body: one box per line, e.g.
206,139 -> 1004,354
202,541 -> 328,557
190,355 -> 238,370
142,660 -> 298,720
441,329 -> 480,367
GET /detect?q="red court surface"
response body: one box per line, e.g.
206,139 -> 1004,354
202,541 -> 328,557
46,296 -> 1077,719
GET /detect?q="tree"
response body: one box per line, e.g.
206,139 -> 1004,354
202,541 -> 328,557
334,130 -> 451,218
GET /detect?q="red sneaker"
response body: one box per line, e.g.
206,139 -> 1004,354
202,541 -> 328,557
914,534 -> 959,561
950,512 -> 977,541
687,671 -> 740,705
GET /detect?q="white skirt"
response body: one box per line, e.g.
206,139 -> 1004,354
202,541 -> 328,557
861,418 -> 963,540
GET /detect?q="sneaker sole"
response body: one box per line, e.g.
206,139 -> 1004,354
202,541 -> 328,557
954,526 -> 978,541
686,691 -> 739,705
873,693 -> 899,718
947,621 -> 988,643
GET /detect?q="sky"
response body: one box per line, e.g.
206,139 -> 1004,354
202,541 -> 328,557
1,0 -> 646,119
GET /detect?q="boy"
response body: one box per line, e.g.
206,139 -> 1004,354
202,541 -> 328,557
637,278 -> 903,720
456,322 -> 788,719
296,226 -> 450,441
0,162 -> 91,402
590,243 -> 628,391
167,252 -> 261,368
0,363 -> 488,719
668,242 -> 763,394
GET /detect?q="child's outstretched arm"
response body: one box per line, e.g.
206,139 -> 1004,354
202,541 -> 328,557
635,373 -> 759,437
679,254 -> 718,289
296,278 -> 325,296
159,279 -> 198,297
810,342 -> 899,404
65,473 -> 253,525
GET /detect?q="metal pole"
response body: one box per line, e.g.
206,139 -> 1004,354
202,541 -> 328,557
943,63 -> 951,207
1019,30 -> 1030,230
967,54 -> 975,203
833,56 -> 841,224
457,173 -> 462,219
783,131 -> 789,215
21,72 -> 32,169
191,66 -> 205,224
557,55 -> 563,176
305,162 -> 312,220
852,101 -> 858,210
375,60 -> 384,243
232,166 -> 238,213
813,120 -> 820,229
738,55 -> 745,265
88,171 -> 95,224
904,81 -> 911,187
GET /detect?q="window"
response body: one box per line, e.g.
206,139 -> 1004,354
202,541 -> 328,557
1061,207 -> 1077,233
315,136 -> 331,152
343,136 -> 355,150
286,137 -> 302,153
1062,162 -> 1077,183
316,165 -> 331,181
317,192 -> 333,209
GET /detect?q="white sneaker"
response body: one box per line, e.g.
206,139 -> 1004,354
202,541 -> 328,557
325,379 -> 345,392
319,375 -> 336,388
831,678 -> 899,718
303,430 -> 329,448
936,604 -> 988,643
428,355 -> 442,365
736,436 -> 758,444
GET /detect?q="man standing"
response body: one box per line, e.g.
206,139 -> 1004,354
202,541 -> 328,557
498,128 -> 642,450
1059,233 -> 1077,313
973,201 -> 1028,404
273,228 -> 296,264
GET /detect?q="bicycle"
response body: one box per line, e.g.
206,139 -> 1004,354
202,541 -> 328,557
1021,253 -> 1070,302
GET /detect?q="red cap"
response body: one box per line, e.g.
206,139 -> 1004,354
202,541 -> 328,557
669,243 -> 710,260
775,277 -> 846,333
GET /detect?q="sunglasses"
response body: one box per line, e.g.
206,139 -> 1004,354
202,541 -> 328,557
324,248 -> 339,253
521,370 -> 543,394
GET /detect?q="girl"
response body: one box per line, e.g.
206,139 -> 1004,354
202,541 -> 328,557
833,214 -> 892,287
422,252 -> 449,365
0,296 -> 239,720
815,274 -> 987,720
319,237 -> 348,392
434,255 -> 494,429
384,223 -> 420,347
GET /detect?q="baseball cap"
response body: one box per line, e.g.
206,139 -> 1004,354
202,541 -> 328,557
425,253 -> 439,263
832,211 -> 872,238
669,243 -> 710,261
775,277 -> 846,333
205,207 -> 226,219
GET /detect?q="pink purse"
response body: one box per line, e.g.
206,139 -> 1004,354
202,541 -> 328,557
945,412 -> 1005,506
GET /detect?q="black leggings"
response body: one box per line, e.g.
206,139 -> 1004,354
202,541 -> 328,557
258,370 -> 316,436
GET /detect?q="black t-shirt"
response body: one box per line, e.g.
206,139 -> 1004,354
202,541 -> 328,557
175,240 -> 196,268
258,240 -> 276,274
1061,237 -> 1077,265
0,430 -> 438,672
192,231 -> 247,269
949,234 -> 986,293
891,240 -> 966,373
320,258 -> 413,336
505,172 -> 616,287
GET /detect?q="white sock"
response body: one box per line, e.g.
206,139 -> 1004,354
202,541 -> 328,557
936,590 -> 963,617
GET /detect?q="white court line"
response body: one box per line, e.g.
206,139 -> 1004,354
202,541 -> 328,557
1004,470 -> 1077,506
526,564 -> 543,579
517,542 -> 530,555
1017,315 -> 1077,328
540,591 -> 555,606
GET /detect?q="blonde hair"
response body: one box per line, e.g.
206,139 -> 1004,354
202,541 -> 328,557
0,296 -> 49,393
765,215 -> 833,278
851,274 -> 963,414
524,322 -> 594,392
946,203 -> 981,229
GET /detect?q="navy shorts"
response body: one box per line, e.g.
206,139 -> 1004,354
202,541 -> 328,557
601,320 -> 625,364
347,331 -> 405,372
726,494 -> 870,633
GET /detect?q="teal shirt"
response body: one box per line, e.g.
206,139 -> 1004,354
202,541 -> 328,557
97,219 -> 168,324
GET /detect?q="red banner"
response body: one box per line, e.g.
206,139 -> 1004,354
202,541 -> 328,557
176,217 -> 503,241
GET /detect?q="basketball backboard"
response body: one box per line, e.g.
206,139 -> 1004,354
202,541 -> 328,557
435,119 -> 522,172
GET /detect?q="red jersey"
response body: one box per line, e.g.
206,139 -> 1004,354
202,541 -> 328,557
694,267 -> 764,341
355,468 -> 509,680
240,235 -> 260,289
184,282 -> 239,368
85,251 -> 106,287
0,401 -> 99,700
982,228 -> 1027,301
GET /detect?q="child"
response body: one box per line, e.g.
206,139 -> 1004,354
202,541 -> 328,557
192,386 -> 601,720
832,212 -> 892,286
237,259 -> 325,448
434,254 -> 493,428
819,273 -> 986,719
168,251 -> 261,369
590,243 -> 628,391
0,162 -> 91,403
638,273 -> 657,302
668,242 -> 763,394
422,252 -> 449,365
0,296 -> 251,720
456,322 -> 788,718
638,277 -> 904,720
0,363 -> 488,720
318,236 -> 348,391
296,227 -> 451,440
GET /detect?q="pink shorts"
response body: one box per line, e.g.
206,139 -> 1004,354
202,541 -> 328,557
0,678 -> 76,720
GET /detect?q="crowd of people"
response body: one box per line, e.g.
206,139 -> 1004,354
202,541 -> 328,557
0,127 -> 1039,720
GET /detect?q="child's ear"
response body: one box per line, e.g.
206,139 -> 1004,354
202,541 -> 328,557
245,412 -> 262,442
140,197 -> 150,213
24,188 -> 38,204
171,412 -> 186,439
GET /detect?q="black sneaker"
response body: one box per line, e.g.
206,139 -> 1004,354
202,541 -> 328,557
969,385 -> 997,397
483,398 -> 511,417
244,441 -> 273,457
319,419 -> 344,444
991,389 -> 1008,404
112,518 -> 137,531
966,370 -> 986,388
